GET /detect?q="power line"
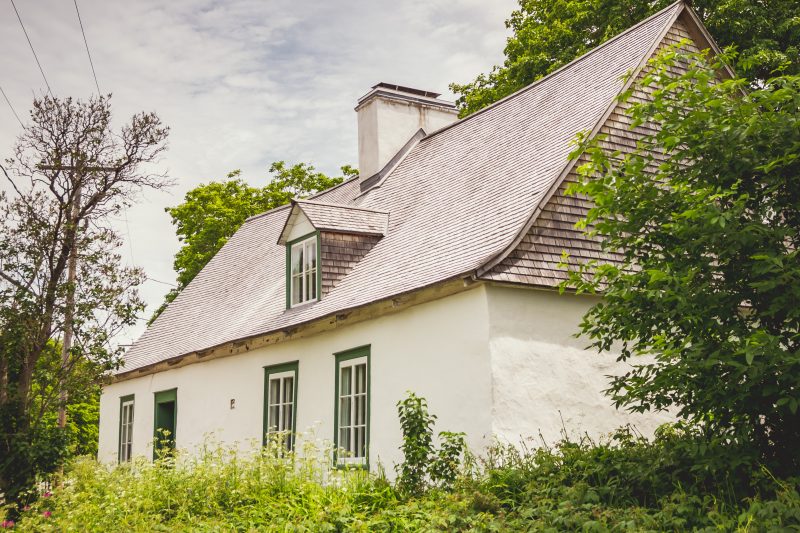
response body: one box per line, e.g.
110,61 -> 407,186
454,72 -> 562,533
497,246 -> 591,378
72,0 -> 101,95
10,0 -> 54,98
146,277 -> 178,288
121,206 -> 136,264
0,84 -> 24,128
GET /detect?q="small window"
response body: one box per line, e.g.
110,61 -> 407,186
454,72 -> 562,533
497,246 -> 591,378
334,347 -> 370,467
288,234 -> 319,307
119,395 -> 135,463
263,362 -> 298,451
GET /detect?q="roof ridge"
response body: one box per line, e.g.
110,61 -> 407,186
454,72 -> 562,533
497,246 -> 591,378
306,174 -> 360,201
244,176 -> 363,224
243,202 -> 291,223
295,198 -> 388,214
423,0 -> 685,141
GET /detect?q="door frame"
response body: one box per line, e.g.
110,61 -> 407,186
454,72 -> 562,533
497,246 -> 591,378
153,388 -> 177,459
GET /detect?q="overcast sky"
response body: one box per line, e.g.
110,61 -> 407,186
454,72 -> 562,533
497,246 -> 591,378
0,0 -> 516,342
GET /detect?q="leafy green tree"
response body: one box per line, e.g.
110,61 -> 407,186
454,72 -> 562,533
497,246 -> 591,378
0,95 -> 168,502
150,163 -> 354,322
451,0 -> 800,116
29,341 -> 101,459
564,48 -> 800,475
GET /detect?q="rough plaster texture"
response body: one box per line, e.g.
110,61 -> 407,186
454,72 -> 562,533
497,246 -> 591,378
486,285 -> 673,446
99,285 -> 493,469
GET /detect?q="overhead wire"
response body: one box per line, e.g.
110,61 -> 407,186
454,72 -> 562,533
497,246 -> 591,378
0,84 -> 24,128
9,0 -> 54,98
72,0 -> 101,94
10,1 -> 178,295
147,277 -> 178,288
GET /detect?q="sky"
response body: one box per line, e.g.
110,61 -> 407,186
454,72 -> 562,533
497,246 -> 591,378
0,0 -> 516,343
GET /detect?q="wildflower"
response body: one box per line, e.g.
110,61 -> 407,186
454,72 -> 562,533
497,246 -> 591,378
43,492 -> 51,498
1,520 -> 14,528
42,511 -> 52,518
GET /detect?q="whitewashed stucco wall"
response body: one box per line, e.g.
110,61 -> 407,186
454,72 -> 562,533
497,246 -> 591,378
100,282 -> 674,470
98,285 -> 493,470
485,284 -> 673,447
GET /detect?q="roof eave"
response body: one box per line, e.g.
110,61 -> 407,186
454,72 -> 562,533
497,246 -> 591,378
113,274 -> 480,382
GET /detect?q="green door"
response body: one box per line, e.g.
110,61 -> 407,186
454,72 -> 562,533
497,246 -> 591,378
153,389 -> 177,459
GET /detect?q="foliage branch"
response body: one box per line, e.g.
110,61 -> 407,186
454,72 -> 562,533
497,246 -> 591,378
563,46 -> 800,475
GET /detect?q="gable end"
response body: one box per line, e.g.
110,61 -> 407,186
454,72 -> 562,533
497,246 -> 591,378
478,15 -> 707,287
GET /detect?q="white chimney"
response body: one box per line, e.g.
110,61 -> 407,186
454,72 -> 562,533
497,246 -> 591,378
355,83 -> 459,179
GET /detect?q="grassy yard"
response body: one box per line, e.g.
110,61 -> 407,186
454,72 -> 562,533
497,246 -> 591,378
5,425 -> 800,532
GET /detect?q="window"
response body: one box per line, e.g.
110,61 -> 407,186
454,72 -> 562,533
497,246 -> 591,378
153,388 -> 177,459
287,233 -> 319,308
118,395 -> 134,463
263,362 -> 298,451
334,346 -> 370,467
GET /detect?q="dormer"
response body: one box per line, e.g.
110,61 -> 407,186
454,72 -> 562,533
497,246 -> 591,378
278,200 -> 389,308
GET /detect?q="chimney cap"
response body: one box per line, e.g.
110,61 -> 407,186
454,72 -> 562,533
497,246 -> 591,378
356,82 -> 456,111
371,82 -> 441,99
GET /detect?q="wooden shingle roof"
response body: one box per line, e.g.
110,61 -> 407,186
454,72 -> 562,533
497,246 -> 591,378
122,2 -> 696,375
277,200 -> 388,244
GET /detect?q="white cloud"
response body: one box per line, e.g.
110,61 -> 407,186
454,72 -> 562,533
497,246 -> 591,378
0,0 -> 516,343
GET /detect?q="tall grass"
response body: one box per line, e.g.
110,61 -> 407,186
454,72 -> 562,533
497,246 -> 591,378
8,425 -> 800,531
8,435 -> 492,532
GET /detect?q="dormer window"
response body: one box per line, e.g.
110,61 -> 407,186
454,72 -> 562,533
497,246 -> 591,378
287,233 -> 320,307
278,200 -> 388,309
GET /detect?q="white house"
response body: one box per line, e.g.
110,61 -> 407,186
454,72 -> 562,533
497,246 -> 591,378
99,2 -> 725,470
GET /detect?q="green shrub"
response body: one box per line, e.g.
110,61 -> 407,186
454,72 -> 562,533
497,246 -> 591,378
395,392 -> 466,495
7,418 -> 800,531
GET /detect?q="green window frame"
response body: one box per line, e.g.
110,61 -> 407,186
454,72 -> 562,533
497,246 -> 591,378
334,345 -> 370,468
263,361 -> 299,451
153,388 -> 177,459
286,231 -> 321,309
118,394 -> 135,463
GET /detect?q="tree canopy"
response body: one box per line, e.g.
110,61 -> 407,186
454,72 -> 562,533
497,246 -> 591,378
0,95 -> 169,499
564,48 -> 800,475
451,0 -> 800,116
151,162 -> 354,322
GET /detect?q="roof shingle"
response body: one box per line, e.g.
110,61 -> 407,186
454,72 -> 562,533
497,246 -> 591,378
121,2 -> 684,374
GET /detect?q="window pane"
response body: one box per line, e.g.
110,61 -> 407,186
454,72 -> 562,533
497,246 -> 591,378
305,270 -> 312,302
269,405 -> 280,431
308,268 -> 317,300
355,364 -> 366,394
340,397 -> 351,427
305,240 -> 316,270
291,244 -> 303,275
283,377 -> 293,404
340,428 -> 349,452
357,395 -> 365,425
270,379 -> 281,404
341,366 -> 351,395
291,275 -> 302,305
283,404 -> 293,432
